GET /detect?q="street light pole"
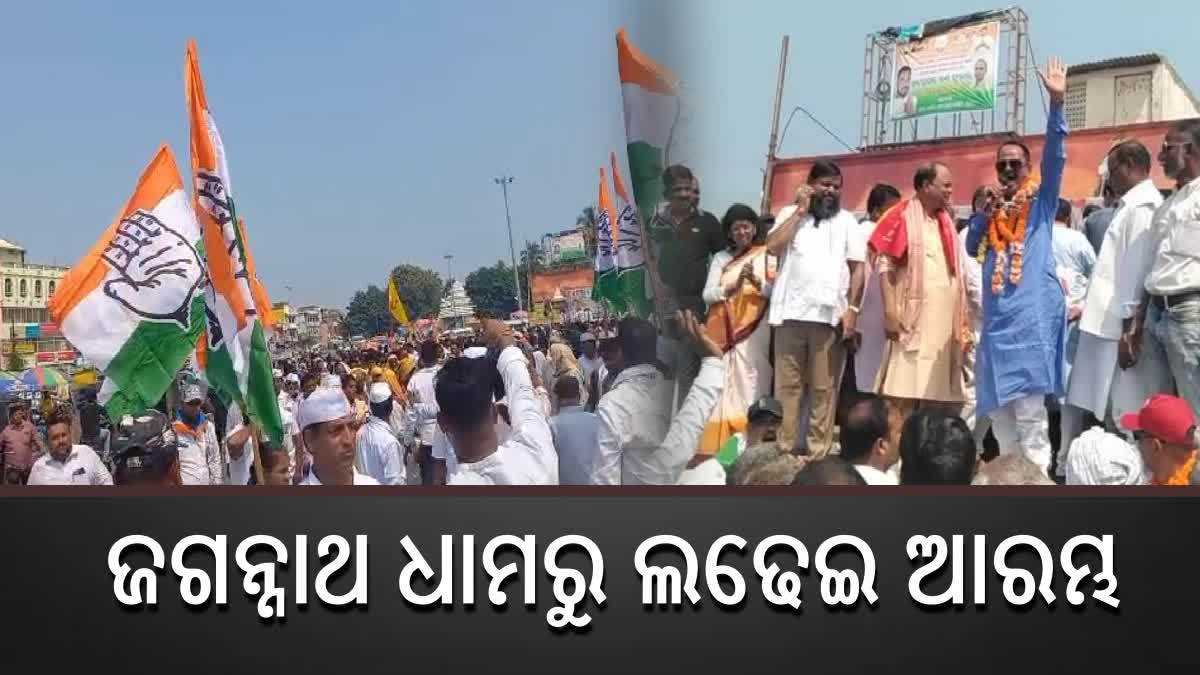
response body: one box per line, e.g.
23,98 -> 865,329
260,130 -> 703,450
494,175 -> 523,314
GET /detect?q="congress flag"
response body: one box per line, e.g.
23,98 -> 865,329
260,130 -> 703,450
610,151 -> 653,318
50,145 -> 207,420
592,167 -> 622,312
185,38 -> 283,444
616,28 -> 679,229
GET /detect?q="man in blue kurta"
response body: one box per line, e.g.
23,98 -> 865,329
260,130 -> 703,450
966,57 -> 1069,476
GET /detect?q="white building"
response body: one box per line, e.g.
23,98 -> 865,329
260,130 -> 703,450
439,280 -> 475,329
1065,54 -> 1200,131
0,239 -> 71,369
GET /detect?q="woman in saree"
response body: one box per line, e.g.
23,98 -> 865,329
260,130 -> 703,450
697,203 -> 777,457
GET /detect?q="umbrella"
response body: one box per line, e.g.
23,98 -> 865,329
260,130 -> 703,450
19,367 -> 69,396
0,372 -> 24,397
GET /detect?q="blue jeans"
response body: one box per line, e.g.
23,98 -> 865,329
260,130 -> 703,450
1152,298 -> 1200,418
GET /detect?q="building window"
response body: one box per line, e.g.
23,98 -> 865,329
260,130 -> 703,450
1065,80 -> 1087,130
34,280 -> 41,298
3,279 -> 10,297
47,280 -> 55,297
19,279 -> 26,298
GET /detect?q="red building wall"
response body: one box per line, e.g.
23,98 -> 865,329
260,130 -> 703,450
767,121 -> 1174,215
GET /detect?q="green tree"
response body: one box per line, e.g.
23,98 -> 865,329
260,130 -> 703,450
465,261 -> 519,318
576,206 -> 598,258
344,285 -> 390,337
518,242 -> 546,311
388,264 -> 443,320
5,352 -> 25,372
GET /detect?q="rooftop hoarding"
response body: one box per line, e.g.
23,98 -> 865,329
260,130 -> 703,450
540,230 -> 588,267
892,21 -> 999,120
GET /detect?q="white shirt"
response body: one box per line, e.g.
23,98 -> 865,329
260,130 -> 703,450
1080,179 -> 1164,339
407,366 -> 441,445
176,417 -> 222,486
225,404 -> 254,486
355,416 -> 405,485
278,391 -> 299,417
550,404 -> 600,485
28,445 -> 112,485
448,346 -> 559,485
590,357 -> 724,485
958,227 -> 984,333
768,208 -> 865,327
579,354 -> 604,386
854,463 -> 899,485
280,405 -> 299,481
299,467 -> 380,485
1145,174 -> 1200,296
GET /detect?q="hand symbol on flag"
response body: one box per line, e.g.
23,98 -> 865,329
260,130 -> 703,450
196,171 -> 233,225
101,209 -> 205,329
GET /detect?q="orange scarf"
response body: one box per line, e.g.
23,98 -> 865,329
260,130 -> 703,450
1154,451 -> 1197,486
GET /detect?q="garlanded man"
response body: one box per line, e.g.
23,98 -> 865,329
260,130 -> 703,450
965,57 -> 1069,475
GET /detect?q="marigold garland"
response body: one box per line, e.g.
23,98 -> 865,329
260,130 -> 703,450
976,178 -> 1039,294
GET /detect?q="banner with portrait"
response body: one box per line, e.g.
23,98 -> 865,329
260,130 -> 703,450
891,21 -> 999,120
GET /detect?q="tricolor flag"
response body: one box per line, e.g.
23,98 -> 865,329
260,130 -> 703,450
616,28 -> 679,229
387,274 -> 410,325
592,167 -> 622,312
185,38 -> 283,444
610,151 -> 653,318
50,145 -> 207,420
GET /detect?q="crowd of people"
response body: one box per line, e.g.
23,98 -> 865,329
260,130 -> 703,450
5,56 -> 1199,488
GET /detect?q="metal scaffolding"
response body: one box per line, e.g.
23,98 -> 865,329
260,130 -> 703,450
858,6 -> 1029,150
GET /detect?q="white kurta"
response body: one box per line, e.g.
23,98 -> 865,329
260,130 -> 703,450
447,347 -> 558,485
1067,179 -> 1170,420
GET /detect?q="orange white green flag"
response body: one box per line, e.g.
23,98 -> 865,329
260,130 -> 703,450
591,166 -> 622,312
50,145 -> 207,420
616,28 -> 678,320
610,151 -> 653,318
185,38 -> 283,443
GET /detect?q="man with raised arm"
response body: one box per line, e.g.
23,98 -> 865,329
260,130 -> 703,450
964,57 -> 1069,476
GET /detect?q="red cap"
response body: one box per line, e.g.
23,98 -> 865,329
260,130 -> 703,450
1120,394 -> 1197,445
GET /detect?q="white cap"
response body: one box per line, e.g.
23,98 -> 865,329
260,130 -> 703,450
182,384 -> 204,403
580,332 -> 596,343
297,387 -> 352,431
463,346 -> 488,359
368,382 -> 392,404
272,368 -> 283,379
1065,428 -> 1149,486
285,373 -> 300,384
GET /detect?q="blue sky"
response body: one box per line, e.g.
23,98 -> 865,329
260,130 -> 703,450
1,1 -> 1195,309
0,0 -> 658,308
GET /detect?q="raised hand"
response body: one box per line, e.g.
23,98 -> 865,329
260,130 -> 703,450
793,185 -> 815,213
479,318 -> 515,352
677,309 -> 722,359
101,209 -> 205,329
1038,56 -> 1067,105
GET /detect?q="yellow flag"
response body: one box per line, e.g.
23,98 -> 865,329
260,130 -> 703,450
387,275 -> 410,324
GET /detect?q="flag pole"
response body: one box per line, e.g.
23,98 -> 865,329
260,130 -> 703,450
251,427 -> 266,486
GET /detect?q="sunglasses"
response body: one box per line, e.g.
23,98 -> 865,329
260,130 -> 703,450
995,159 -> 1025,173
1162,141 -> 1194,153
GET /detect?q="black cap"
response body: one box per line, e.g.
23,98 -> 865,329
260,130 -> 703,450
748,397 -> 783,421
110,410 -> 178,481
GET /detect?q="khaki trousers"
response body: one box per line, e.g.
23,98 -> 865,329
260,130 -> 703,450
774,320 -> 843,456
